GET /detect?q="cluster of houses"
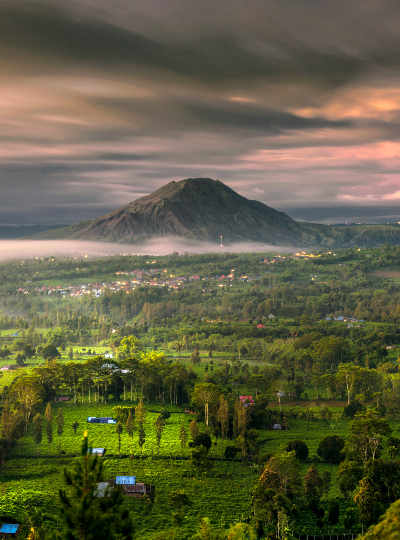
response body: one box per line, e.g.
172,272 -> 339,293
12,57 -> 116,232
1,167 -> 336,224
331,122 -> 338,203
17,271 -> 191,298
325,316 -> 365,328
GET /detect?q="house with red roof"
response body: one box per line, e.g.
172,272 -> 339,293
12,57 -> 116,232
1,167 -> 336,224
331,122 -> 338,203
239,396 -> 254,406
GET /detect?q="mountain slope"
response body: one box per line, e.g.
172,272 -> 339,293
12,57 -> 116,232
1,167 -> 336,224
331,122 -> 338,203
27,178 -> 400,247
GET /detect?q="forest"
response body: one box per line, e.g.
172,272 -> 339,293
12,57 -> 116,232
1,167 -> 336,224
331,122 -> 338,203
0,245 -> 399,539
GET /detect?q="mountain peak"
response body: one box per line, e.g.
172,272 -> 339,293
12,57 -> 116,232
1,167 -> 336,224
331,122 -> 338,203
124,178 -> 237,208
26,178 -> 400,248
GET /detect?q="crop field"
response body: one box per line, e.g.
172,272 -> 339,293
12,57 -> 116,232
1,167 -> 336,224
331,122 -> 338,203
0,401 -> 366,538
0,402 -> 256,539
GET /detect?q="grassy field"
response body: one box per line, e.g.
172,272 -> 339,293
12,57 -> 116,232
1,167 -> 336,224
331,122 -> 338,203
0,400 -> 364,539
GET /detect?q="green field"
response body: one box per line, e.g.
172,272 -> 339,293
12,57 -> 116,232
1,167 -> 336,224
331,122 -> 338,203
0,401 -> 361,539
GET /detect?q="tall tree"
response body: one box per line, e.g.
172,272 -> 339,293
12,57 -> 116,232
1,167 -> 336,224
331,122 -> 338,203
56,408 -> 64,454
1,401 -> 15,458
191,383 -> 221,426
32,413 -> 43,458
136,398 -> 146,457
12,410 -> 26,458
9,374 -> 44,423
179,423 -> 188,458
125,411 -> 135,457
153,414 -> 165,457
345,409 -> 392,463
54,432 -> 134,540
45,402 -> 54,457
189,420 -> 199,441
234,399 -> 248,438
135,398 -> 146,426
138,425 -> 145,458
116,422 -> 123,458
303,465 -> 325,510
218,395 -> 229,461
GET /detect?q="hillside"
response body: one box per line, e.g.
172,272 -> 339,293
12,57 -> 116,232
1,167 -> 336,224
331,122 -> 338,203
27,178 -> 400,247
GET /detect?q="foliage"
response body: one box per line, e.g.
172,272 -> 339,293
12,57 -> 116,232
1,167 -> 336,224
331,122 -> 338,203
52,432 -> 134,540
317,435 -> 345,463
265,451 -> 301,495
192,433 -> 212,452
284,440 -> 309,461
359,498 -> 400,540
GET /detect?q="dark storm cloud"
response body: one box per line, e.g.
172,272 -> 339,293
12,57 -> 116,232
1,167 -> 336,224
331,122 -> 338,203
86,96 -> 350,134
0,2 -> 368,88
1,0 -> 400,225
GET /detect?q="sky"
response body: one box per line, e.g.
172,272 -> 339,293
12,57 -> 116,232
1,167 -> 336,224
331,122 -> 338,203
2,0 -> 400,225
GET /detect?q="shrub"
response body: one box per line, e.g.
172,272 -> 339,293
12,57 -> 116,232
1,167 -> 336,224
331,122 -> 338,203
284,440 -> 309,461
317,435 -> 345,463
343,400 -> 363,418
224,445 -> 240,460
192,433 -> 212,452
41,344 -> 59,360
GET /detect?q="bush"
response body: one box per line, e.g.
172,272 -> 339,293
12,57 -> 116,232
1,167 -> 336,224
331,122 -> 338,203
317,435 -> 345,463
192,433 -> 212,452
224,445 -> 240,460
284,440 -> 309,461
255,452 -> 273,465
343,400 -> 363,418
41,344 -> 59,360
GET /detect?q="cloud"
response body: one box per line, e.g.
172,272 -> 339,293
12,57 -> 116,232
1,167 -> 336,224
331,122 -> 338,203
0,0 -> 400,224
0,2 -> 367,89
0,238 -> 297,262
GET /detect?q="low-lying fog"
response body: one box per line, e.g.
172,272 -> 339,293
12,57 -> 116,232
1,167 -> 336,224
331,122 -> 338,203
0,238 -> 299,262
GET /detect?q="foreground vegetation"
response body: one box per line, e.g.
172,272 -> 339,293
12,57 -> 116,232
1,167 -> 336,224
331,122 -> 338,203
1,245 -> 400,538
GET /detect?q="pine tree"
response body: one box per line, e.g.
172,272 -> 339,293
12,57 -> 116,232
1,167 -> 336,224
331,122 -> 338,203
189,420 -> 199,441
116,422 -> 123,458
45,402 -> 54,457
179,423 -> 188,458
136,399 -> 146,457
32,414 -> 43,458
56,409 -> 64,454
218,395 -> 229,461
138,425 -> 145,458
52,432 -> 134,540
234,399 -> 247,438
12,410 -> 26,458
125,411 -> 135,457
1,401 -> 15,458
135,398 -> 146,425
153,415 -> 165,457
